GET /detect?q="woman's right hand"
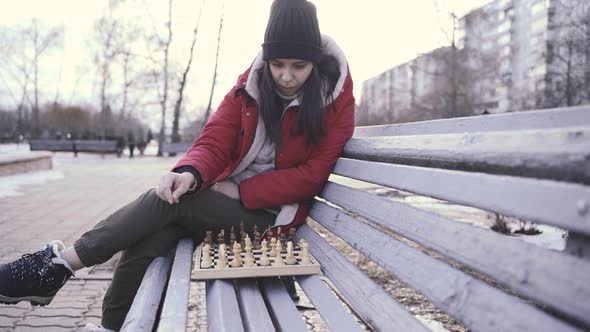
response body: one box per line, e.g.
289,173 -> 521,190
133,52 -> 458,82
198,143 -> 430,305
156,172 -> 195,204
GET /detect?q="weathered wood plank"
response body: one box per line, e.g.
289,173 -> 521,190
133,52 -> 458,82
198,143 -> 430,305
236,279 -> 275,332
309,202 -> 583,332
296,225 -> 430,332
120,256 -> 171,332
157,239 -> 194,332
354,105 -> 590,137
318,182 -> 590,327
343,126 -> 590,185
332,158 -> 590,235
206,280 -> 245,332
296,275 -> 364,332
259,278 -> 307,332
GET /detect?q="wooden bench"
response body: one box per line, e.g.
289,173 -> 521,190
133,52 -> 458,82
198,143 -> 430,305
122,104 -> 590,331
29,139 -> 122,157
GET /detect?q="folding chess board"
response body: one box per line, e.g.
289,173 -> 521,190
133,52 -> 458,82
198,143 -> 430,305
193,243 -> 321,280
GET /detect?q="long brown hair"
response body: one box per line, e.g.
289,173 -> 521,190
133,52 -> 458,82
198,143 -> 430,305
256,54 -> 340,147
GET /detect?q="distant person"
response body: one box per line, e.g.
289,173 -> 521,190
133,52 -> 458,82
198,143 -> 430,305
127,131 -> 136,158
0,0 -> 355,331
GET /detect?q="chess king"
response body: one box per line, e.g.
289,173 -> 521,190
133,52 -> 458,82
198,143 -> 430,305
0,0 -> 355,331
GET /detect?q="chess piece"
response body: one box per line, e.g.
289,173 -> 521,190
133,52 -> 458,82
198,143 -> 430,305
285,241 -> 296,265
279,227 -> 287,246
205,231 -> 213,245
288,227 -> 296,244
240,220 -> 247,246
201,244 -> 212,268
244,239 -> 255,267
269,237 -> 278,257
217,244 -> 228,268
300,240 -> 311,264
259,239 -> 270,266
217,230 -> 225,246
231,241 -> 243,267
253,225 -> 261,249
230,226 -> 237,244
276,239 -> 283,254
272,245 -> 285,266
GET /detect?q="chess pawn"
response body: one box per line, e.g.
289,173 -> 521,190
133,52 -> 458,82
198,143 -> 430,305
244,241 -> 255,267
300,241 -> 311,264
279,228 -> 287,245
217,230 -> 225,246
269,237 -> 278,257
288,227 -> 296,244
201,244 -> 212,268
259,242 -> 270,266
205,231 -> 213,245
231,241 -> 243,267
272,247 -> 285,266
285,241 -> 296,265
253,227 -> 261,250
276,239 -> 283,254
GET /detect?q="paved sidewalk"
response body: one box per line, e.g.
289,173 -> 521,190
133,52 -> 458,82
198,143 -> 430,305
0,154 -> 176,331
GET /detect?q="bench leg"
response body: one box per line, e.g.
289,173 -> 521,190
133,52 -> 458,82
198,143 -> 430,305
282,276 -> 299,301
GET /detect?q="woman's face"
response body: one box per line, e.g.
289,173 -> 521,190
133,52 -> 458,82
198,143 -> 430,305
269,58 -> 313,97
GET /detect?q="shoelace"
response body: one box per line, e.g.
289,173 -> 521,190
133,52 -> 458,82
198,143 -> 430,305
8,246 -> 53,284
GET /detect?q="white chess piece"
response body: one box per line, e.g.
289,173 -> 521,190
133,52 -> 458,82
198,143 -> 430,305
259,240 -> 270,266
269,237 -> 278,257
285,241 -> 296,265
201,244 -> 212,268
244,240 -> 255,267
217,244 -> 228,268
231,241 -> 242,267
273,249 -> 285,266
301,240 -> 311,264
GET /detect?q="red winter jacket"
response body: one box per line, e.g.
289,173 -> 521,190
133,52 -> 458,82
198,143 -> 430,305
174,36 -> 355,230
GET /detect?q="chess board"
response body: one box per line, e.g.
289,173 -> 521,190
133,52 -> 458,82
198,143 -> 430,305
193,243 -> 321,280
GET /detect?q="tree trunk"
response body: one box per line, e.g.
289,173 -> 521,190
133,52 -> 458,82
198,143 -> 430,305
157,0 -> 173,157
202,10 -> 224,133
172,0 -> 206,143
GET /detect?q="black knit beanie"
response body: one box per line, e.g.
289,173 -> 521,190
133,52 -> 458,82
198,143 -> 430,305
262,0 -> 322,63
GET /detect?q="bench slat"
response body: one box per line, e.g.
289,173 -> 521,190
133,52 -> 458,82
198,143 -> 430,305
259,278 -> 308,332
354,105 -> 590,137
343,126 -> 590,185
333,158 -> 590,236
236,279 -> 275,332
121,256 -> 171,332
319,182 -> 590,326
296,225 -> 430,332
310,203 -> 584,332
206,280 -> 245,332
157,239 -> 194,332
296,275 -> 364,332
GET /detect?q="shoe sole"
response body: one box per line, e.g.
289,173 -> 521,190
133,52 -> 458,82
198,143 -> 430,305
0,294 -> 53,306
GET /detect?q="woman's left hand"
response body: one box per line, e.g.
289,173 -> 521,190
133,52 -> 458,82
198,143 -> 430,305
211,181 -> 240,200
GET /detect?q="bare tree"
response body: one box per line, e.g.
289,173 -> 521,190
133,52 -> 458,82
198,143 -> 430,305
201,8 -> 224,132
171,0 -> 206,143
155,0 -> 174,156
543,0 -> 590,107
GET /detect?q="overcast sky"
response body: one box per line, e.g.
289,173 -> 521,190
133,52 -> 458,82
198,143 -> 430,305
0,0 -> 491,128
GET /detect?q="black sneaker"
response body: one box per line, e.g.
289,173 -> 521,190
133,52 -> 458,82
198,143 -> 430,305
0,240 -> 74,306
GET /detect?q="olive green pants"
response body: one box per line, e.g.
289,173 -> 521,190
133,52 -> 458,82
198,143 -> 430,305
74,188 -> 276,331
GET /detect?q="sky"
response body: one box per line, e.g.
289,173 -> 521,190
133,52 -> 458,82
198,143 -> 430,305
0,0 -> 492,129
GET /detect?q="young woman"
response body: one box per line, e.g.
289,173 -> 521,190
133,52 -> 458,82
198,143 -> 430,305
0,0 -> 355,330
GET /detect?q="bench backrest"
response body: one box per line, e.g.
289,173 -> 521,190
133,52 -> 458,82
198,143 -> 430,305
160,142 -> 192,154
298,105 -> 590,332
29,139 -> 119,153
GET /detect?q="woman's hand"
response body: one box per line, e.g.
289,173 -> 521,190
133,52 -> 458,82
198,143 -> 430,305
211,180 -> 240,200
156,172 -> 195,204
